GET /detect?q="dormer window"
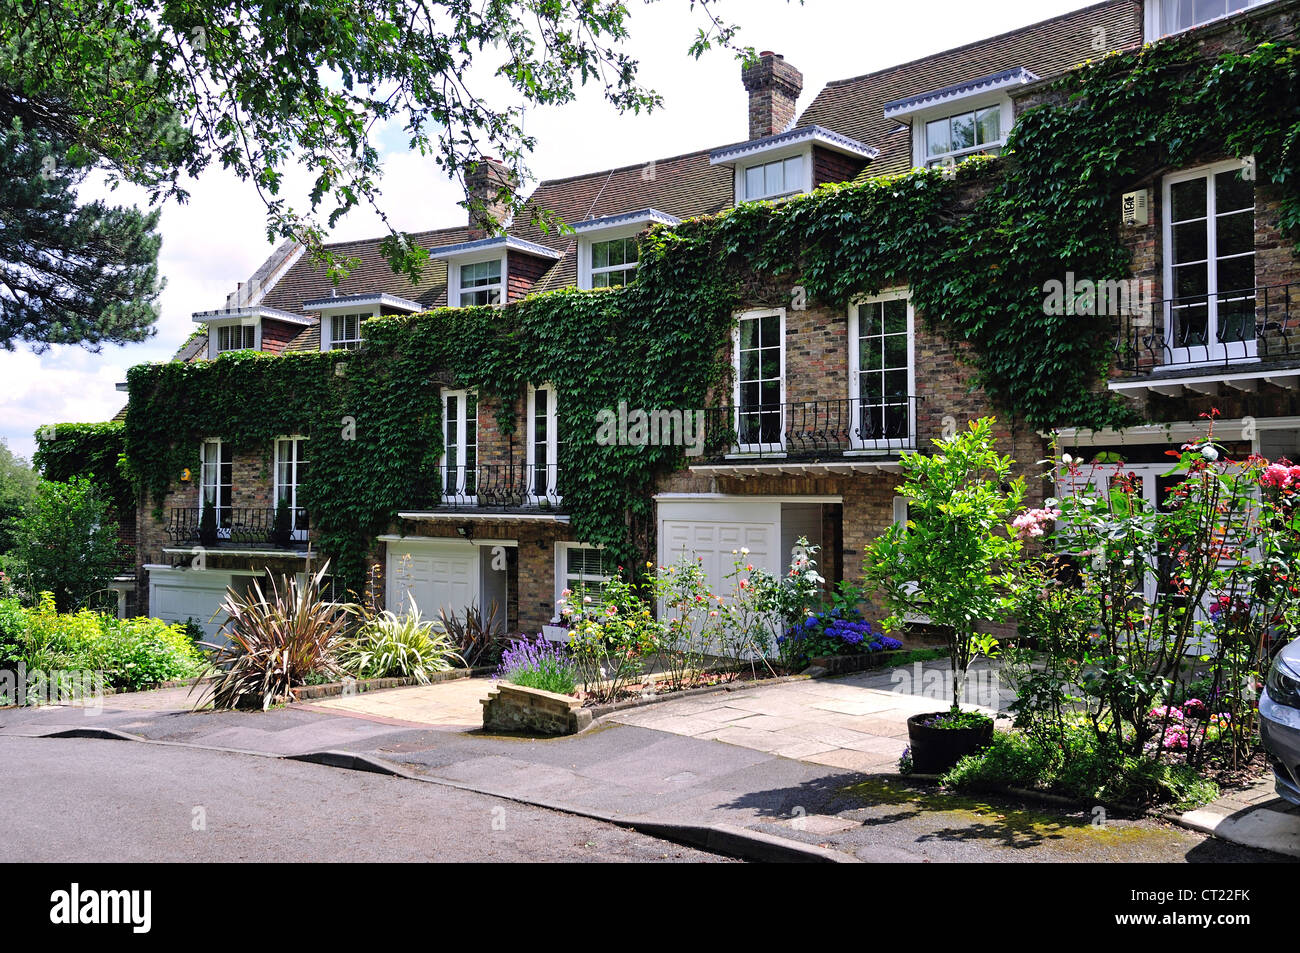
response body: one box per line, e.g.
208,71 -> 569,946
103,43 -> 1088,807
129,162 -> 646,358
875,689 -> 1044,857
302,294 -> 421,351
710,126 -> 876,206
742,154 -> 805,201
923,105 -> 1004,168
590,238 -> 638,288
1148,0 -> 1273,40
215,324 -> 256,353
329,313 -> 364,350
458,259 -> 503,306
572,209 -> 679,291
883,68 -> 1036,172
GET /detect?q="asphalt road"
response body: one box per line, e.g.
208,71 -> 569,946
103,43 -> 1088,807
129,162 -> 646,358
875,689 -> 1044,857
0,736 -> 730,863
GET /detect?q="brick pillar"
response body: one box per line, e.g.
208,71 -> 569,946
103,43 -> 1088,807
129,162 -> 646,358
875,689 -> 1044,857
741,52 -> 804,141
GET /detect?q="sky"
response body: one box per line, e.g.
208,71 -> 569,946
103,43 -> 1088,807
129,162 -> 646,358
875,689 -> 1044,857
0,0 -> 1100,462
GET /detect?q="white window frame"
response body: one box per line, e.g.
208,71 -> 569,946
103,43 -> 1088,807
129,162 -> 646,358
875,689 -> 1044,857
1162,158 -> 1257,366
319,309 -> 376,351
199,439 -> 232,540
554,542 -> 616,620
911,99 -> 1012,170
448,254 -> 505,308
274,436 -> 309,542
733,146 -> 813,204
848,289 -> 916,451
731,308 -> 786,455
441,389 -> 478,502
209,321 -> 260,358
577,228 -> 641,290
527,383 -> 561,503
1144,0 -> 1274,41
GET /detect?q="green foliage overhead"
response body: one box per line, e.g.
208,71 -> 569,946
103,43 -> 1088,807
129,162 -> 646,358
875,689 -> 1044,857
1,0 -> 753,281
33,421 -> 133,512
119,35 -> 1300,593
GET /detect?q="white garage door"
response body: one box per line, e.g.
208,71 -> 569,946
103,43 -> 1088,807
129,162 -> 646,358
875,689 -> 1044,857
148,568 -> 241,641
386,539 -> 481,622
657,498 -> 779,597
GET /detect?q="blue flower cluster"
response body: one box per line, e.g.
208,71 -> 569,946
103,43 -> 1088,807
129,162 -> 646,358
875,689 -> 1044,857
779,607 -> 901,655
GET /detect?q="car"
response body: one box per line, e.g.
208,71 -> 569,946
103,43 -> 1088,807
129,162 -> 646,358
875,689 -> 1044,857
1260,638 -> 1300,807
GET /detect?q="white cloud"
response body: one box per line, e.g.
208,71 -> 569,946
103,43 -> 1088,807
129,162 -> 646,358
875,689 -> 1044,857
0,0 -> 1095,462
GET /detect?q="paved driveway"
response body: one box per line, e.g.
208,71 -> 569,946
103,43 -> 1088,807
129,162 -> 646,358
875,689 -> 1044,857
608,659 -> 1007,773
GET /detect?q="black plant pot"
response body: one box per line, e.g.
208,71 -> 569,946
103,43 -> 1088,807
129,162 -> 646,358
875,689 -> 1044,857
906,711 -> 994,775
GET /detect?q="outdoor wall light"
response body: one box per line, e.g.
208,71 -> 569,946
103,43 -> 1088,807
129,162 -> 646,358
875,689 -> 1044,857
457,524 -> 473,541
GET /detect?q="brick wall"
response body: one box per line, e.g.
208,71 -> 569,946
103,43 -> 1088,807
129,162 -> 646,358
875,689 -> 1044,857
812,146 -> 869,189
260,320 -> 300,355
506,251 -> 554,302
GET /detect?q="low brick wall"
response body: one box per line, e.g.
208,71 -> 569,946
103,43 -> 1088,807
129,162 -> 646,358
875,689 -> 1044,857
481,683 -> 592,736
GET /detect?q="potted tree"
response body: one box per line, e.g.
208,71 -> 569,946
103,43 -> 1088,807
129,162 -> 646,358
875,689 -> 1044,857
270,497 -> 292,548
865,417 -> 1024,774
198,498 -> 218,548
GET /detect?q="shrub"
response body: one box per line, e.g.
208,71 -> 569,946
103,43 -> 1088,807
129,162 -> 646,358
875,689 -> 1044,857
778,605 -> 901,669
90,615 -> 205,690
339,595 -> 462,681
10,476 -> 122,612
0,594 -> 203,698
438,602 -> 504,668
203,564 -> 352,711
943,724 -> 1219,809
496,637 -> 579,696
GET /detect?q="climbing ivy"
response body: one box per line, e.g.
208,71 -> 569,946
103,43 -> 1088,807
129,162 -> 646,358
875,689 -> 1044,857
119,33 -> 1300,591
33,421 -> 134,512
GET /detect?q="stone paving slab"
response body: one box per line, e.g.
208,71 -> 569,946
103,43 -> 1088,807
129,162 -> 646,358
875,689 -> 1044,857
304,676 -> 492,729
606,664 -> 998,773
1177,776 -> 1300,858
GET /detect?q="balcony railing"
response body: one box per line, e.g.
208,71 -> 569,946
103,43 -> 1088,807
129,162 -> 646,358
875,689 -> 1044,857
435,464 -> 563,509
166,506 -> 310,548
1115,283 -> 1299,372
699,396 -> 919,462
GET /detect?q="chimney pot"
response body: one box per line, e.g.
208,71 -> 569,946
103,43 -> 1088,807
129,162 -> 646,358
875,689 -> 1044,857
742,51 -> 803,141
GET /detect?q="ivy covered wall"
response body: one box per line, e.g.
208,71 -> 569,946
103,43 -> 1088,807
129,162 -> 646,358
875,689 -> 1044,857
120,35 -> 1300,591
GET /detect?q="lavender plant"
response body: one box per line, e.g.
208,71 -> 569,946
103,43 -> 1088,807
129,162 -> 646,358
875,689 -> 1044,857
495,636 -> 579,696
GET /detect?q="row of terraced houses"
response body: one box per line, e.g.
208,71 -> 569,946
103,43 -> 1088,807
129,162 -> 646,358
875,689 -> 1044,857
99,0 -> 1300,641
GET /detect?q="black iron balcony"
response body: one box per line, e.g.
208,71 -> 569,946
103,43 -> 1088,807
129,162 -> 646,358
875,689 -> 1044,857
699,396 -> 919,462
435,464 -> 563,509
1115,283 -> 1299,373
166,506 -> 310,548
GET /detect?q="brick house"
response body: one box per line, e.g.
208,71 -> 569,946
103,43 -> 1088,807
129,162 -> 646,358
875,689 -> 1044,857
121,0 -> 1298,641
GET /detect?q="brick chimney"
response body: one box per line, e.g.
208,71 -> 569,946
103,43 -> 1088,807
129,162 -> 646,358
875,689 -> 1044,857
464,156 -> 517,238
742,51 -> 803,141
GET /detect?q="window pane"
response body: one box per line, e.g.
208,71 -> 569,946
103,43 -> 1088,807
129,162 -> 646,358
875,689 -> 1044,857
745,165 -> 763,199
1170,178 -> 1206,222
950,112 -> 975,151
739,318 -> 757,350
883,298 -> 907,334
591,271 -> 609,288
1216,255 -> 1255,295
1216,210 -> 1253,258
1174,262 -> 1209,299
926,119 -> 950,157
760,312 -> 779,346
783,155 -> 803,191
884,332 -> 907,369
1172,221 -> 1208,265
1194,0 -> 1224,25
592,241 -> 608,269
1214,170 -> 1254,215
764,160 -> 783,197
975,107 -> 1001,145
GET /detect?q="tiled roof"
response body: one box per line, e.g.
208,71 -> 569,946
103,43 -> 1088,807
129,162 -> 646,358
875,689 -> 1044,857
798,0 -> 1144,176
259,225 -> 469,314
513,148 -> 735,293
